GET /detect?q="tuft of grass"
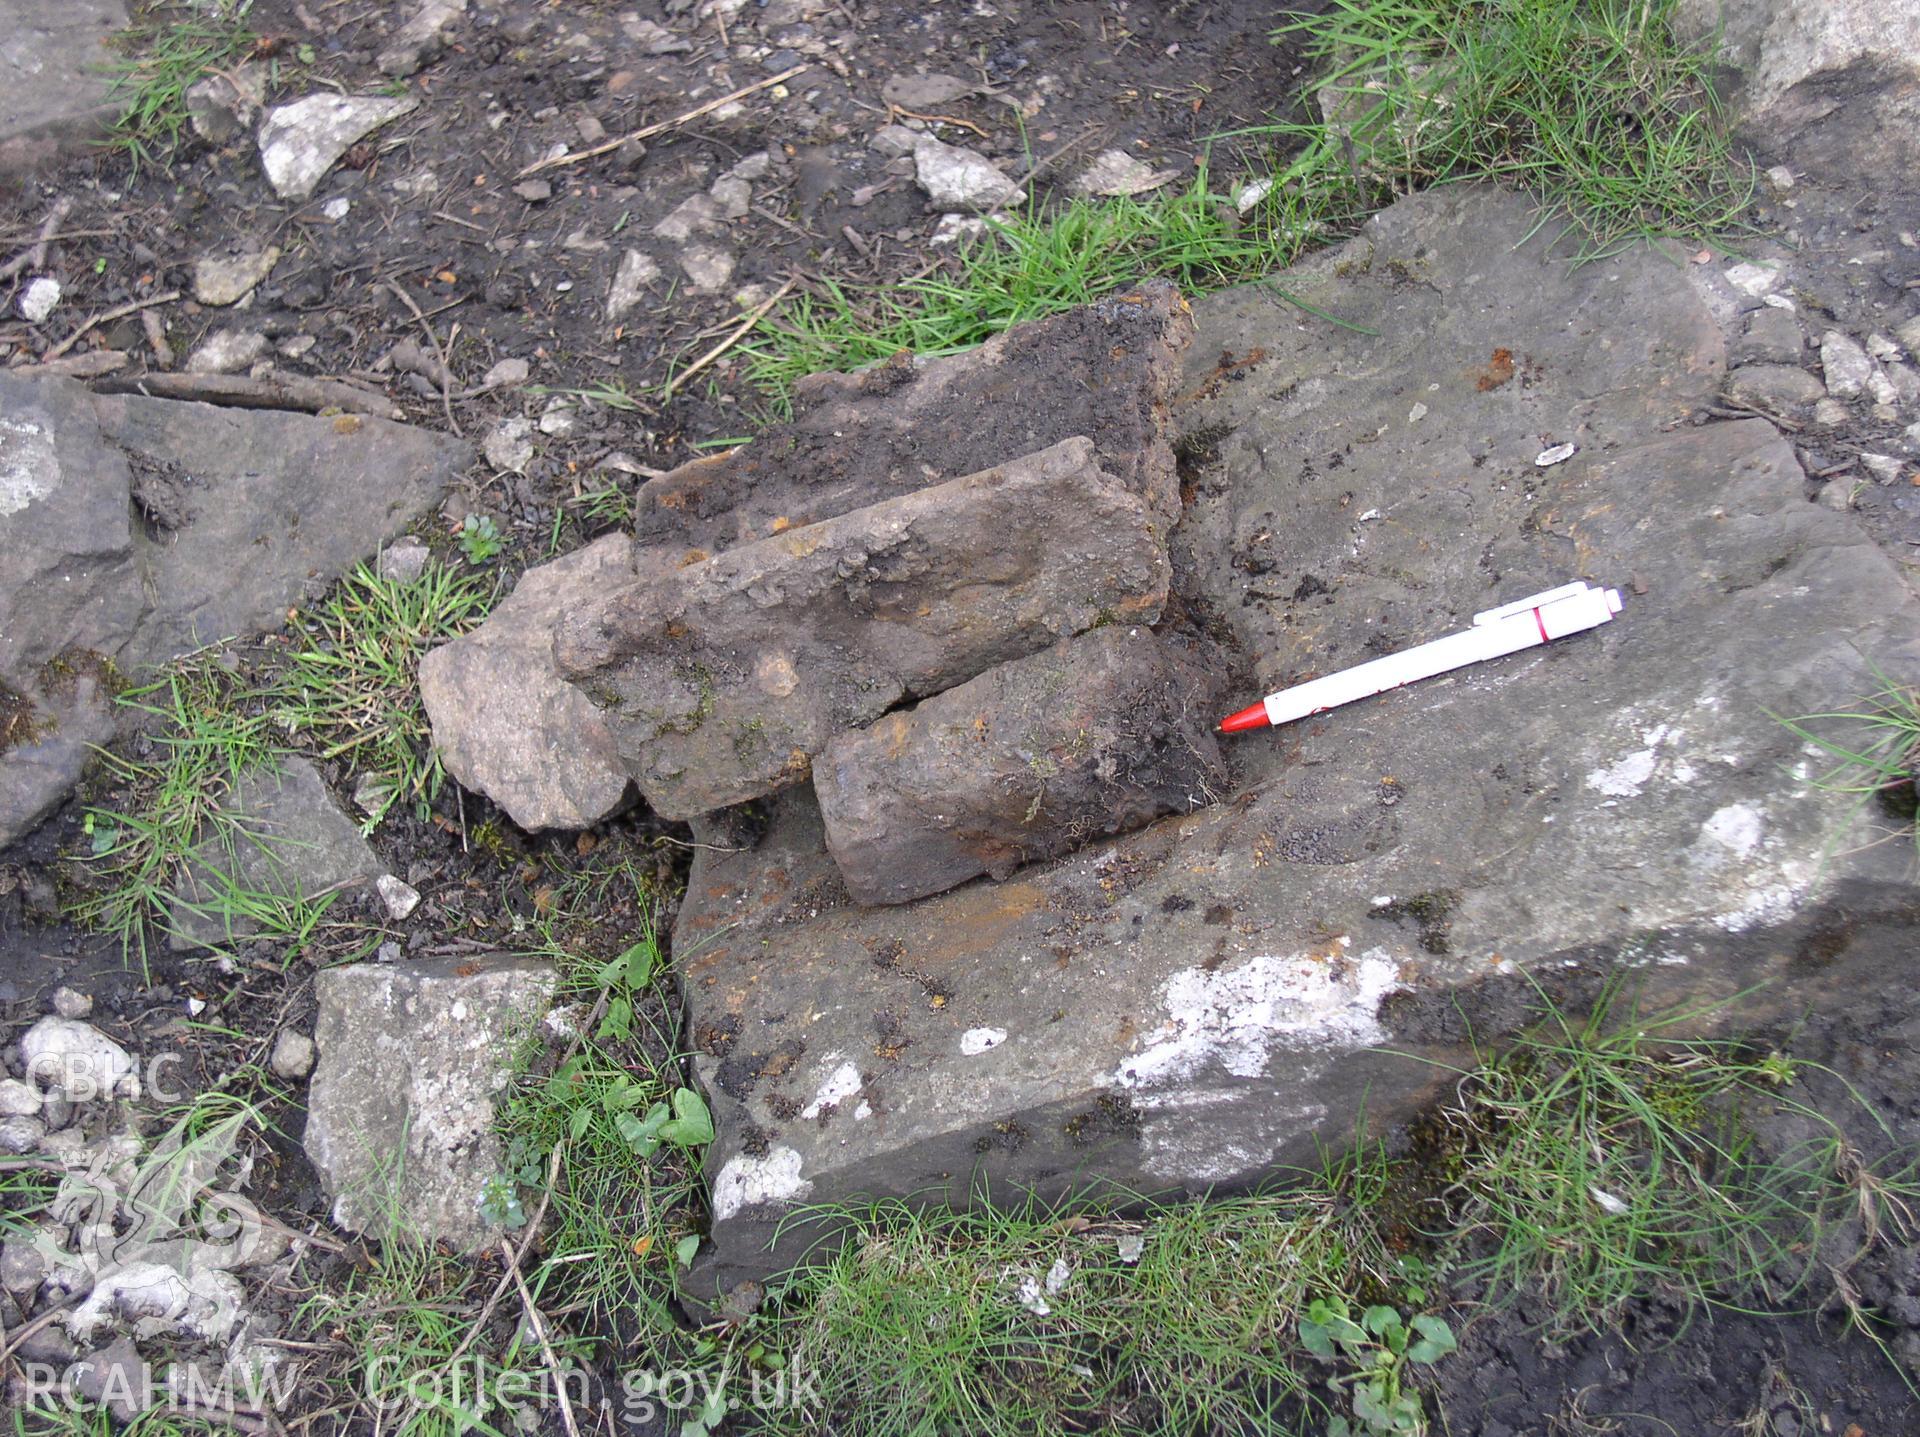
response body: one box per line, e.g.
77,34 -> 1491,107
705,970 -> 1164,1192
1776,674 -> 1920,854
1264,0 -> 1752,258
742,167 -> 1365,406
68,657 -> 285,966
270,561 -> 494,828
1436,980 -> 1920,1336
104,1 -> 260,173
753,1151 -> 1405,1437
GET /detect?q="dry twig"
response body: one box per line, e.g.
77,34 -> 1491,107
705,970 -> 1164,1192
0,197 -> 75,282
664,277 -> 796,399
517,67 -> 809,177
44,289 -> 179,361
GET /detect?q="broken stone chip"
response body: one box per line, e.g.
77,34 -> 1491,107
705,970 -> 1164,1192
554,437 -> 1172,820
814,626 -> 1229,906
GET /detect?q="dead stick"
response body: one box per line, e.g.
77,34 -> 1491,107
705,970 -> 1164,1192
0,197 -> 74,282
44,289 -> 179,361
383,278 -> 462,436
90,370 -> 402,420
518,66 -> 809,177
503,1237 -> 583,1437
664,277 -> 795,399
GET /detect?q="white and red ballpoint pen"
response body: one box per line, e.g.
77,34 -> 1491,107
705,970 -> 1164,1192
1218,581 -> 1625,734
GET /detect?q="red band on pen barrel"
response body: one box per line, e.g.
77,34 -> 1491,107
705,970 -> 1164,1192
1534,607 -> 1550,643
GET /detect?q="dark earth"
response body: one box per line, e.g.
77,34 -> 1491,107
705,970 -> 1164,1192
4,0 -> 1920,1433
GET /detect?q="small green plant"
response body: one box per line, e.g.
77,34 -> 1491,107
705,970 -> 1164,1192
1299,1295 -> 1456,1436
104,1 -> 259,173
457,513 -> 503,564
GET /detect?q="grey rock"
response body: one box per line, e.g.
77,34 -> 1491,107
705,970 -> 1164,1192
1725,363 -> 1825,415
677,242 -> 736,294
0,1078 -> 40,1116
269,1030 -> 315,1080
1732,305 -> 1805,366
305,954 -> 558,1247
912,136 -> 1023,209
881,72 -> 981,110
376,874 -> 421,920
1673,0 -> 1920,178
191,245 -> 280,307
710,175 -> 752,219
484,416 -> 534,472
628,280 -> 1192,555
52,985 -> 92,1018
184,63 -> 266,144
482,357 -> 531,389
816,627 -> 1228,905
1818,479 -> 1855,510
167,758 -> 380,951
19,1016 -> 133,1102
511,179 -> 551,203
377,536 -> 431,584
257,93 -> 418,201
1862,453 -> 1905,484
85,386 -> 467,668
0,1115 -> 44,1153
378,0 -> 467,77
555,438 -> 1172,820
672,187 -> 1920,1304
1896,315 -> 1920,359
0,1235 -> 50,1294
12,1324 -> 75,1365
870,124 -> 920,158
70,1337 -> 144,1422
0,670 -> 116,847
606,249 -> 661,322
536,401 -> 577,437
18,277 -> 60,322
421,534 -> 634,831
1885,361 -> 1920,408
1813,397 -> 1850,427
0,0 -> 128,181
652,193 -> 724,244
185,329 -> 267,375
1071,149 -> 1180,197
1820,331 -> 1873,398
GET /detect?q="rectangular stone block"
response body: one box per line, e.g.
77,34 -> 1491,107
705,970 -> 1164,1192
555,437 -> 1171,819
814,627 -> 1228,905
629,281 -> 1192,564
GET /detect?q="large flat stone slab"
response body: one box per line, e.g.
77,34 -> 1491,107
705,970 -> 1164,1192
556,438 -> 1171,819
672,187 -> 1920,1303
0,0 -> 128,185
0,374 -> 468,849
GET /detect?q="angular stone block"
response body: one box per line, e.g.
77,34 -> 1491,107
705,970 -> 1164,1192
421,533 -> 634,831
815,627 -> 1228,905
628,281 -> 1192,564
555,438 -> 1172,820
305,954 -> 556,1248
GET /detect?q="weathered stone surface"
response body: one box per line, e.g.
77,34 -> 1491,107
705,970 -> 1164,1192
912,135 -> 1022,209
168,758 -> 380,951
305,954 -> 557,1247
87,390 -> 467,669
1725,362 -> 1824,415
629,282 -> 1191,556
556,438 -> 1172,819
1673,0 -> 1920,177
0,0 -> 128,184
672,187 -> 1920,1304
184,63 -> 266,144
0,374 -> 464,849
378,0 -> 467,77
815,628 -> 1228,905
192,245 -> 281,307
421,534 -> 635,831
257,94 -> 418,201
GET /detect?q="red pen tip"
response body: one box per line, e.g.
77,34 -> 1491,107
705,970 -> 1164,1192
1218,702 -> 1271,734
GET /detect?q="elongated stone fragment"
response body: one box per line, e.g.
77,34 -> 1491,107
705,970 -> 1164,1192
815,627 -> 1228,905
554,437 -> 1170,819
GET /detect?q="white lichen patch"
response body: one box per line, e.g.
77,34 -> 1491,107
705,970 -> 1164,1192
711,1146 -> 812,1221
960,1027 -> 1007,1055
800,1058 -> 862,1119
1701,803 -> 1765,859
1585,723 -> 1690,799
1113,948 -> 1402,1094
0,417 -> 59,517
